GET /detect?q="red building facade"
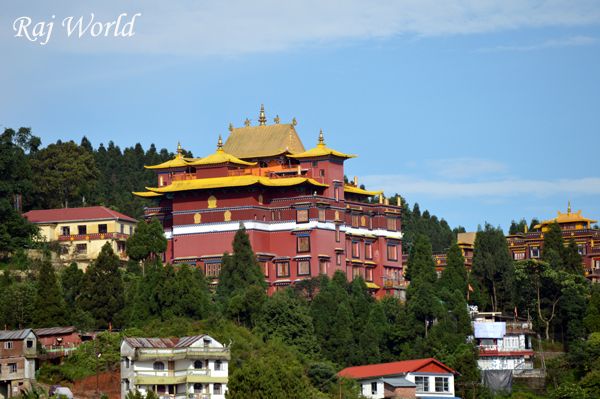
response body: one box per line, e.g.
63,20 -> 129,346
135,107 -> 405,297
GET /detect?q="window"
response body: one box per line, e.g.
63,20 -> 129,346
205,263 -> 221,278
215,360 -> 222,371
260,261 -> 269,277
371,382 -> 377,395
578,244 -> 586,255
335,226 -> 340,242
595,260 -> 600,270
296,209 -> 309,223
4,341 -> 13,349
203,338 -> 211,347
26,340 -> 33,348
120,224 -> 125,234
334,187 -> 339,201
365,268 -> 373,282
297,236 -> 310,253
129,225 -> 133,235
351,214 -> 360,227
297,260 -> 310,275
9,363 -> 17,373
530,247 -> 540,258
159,175 -> 164,186
61,226 -> 70,236
153,361 -> 165,371
513,252 -> 525,260
125,379 -> 130,390
387,217 -> 397,231
352,241 -> 360,258
193,383 -> 203,393
194,360 -> 203,369
98,224 -> 108,234
77,225 -> 87,235
435,377 -> 449,392
117,241 -> 126,253
415,376 -> 429,392
312,161 -> 318,167
276,262 -> 290,277
336,253 -> 342,266
319,260 -> 328,275
76,244 -> 87,254
365,242 -> 373,259
318,208 -> 326,222
214,384 -> 222,395
352,267 -> 362,279
124,357 -> 130,368
387,244 -> 398,261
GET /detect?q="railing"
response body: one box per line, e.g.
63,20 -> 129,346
382,278 -> 408,289
156,394 -> 213,399
137,369 -> 212,378
479,345 -> 534,355
172,173 -> 197,181
58,232 -> 129,241
136,347 -> 230,360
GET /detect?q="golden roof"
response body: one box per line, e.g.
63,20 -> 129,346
187,135 -> 257,167
288,130 -> 355,160
146,175 -> 328,193
344,184 -> 382,196
223,123 -> 305,159
145,142 -> 193,170
457,232 -> 476,247
534,202 -> 597,229
132,191 -> 164,198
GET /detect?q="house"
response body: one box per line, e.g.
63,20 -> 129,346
23,206 -> 138,269
338,358 -> 459,399
33,326 -> 82,362
120,335 -> 230,399
0,329 -> 38,398
133,106 -> 405,298
471,309 -> 535,372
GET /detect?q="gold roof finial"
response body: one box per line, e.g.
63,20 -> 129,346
177,142 -> 182,157
274,115 -> 280,124
244,118 -> 251,127
228,123 -> 234,132
292,117 -> 297,126
318,129 -> 325,146
217,135 -> 223,150
568,200 -> 572,214
258,104 -> 267,126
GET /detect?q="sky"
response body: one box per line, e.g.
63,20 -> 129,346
1,0 -> 600,231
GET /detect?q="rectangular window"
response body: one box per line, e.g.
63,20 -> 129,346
336,253 -> 342,266
365,242 -> 373,259
76,243 -> 87,254
276,262 -> 290,277
297,260 -> 310,276
26,340 -> 33,348
8,363 -> 17,373
334,187 -> 339,201
318,208 -> 326,222
352,267 -> 362,279
213,384 -> 222,395
387,244 -> 398,261
129,225 -> 133,235
98,224 -> 108,234
319,260 -> 328,275
319,169 -> 325,177
365,268 -> 373,282
335,226 -> 340,242
415,376 -> 429,392
352,241 -> 360,258
296,209 -> 309,223
435,377 -> 449,392
513,252 -> 525,260
205,263 -> 221,278
117,241 -> 126,253
77,225 -> 87,235
260,261 -> 269,277
297,236 -> 310,253
61,226 -> 70,236
4,341 -> 13,349
387,217 -> 397,231
371,382 -> 377,395
120,224 -> 125,234
530,247 -> 540,258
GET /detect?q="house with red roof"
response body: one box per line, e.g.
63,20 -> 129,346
23,206 -> 137,268
338,358 -> 460,399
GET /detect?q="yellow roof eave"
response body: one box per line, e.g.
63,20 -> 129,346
147,175 -> 328,193
187,150 -> 257,167
344,185 -> 382,196
132,191 -> 164,198
144,157 -> 191,170
288,145 -> 356,160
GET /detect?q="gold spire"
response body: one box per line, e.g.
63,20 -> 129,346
274,115 -> 280,124
568,200 -> 572,214
244,118 -> 251,127
292,117 -> 297,126
177,142 -> 183,157
258,104 -> 267,126
318,129 -> 325,146
228,123 -> 234,132
217,135 -> 223,151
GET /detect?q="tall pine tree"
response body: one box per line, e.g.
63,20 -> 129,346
33,259 -> 68,327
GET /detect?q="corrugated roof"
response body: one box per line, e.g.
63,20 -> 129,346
223,124 -> 305,159
33,326 -> 77,336
124,335 -> 206,348
0,329 -> 33,340
338,358 -> 456,379
23,206 -> 137,224
382,377 -> 416,387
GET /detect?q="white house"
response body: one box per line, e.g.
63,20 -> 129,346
338,358 -> 460,399
120,335 -> 229,399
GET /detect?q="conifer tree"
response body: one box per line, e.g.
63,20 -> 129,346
60,262 -> 84,309
543,222 -> 564,269
78,243 -> 124,328
439,242 -> 468,296
563,239 -> 583,274
126,219 -> 167,262
33,259 -> 68,327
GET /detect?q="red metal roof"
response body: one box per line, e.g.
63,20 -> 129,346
23,206 -> 137,223
338,358 -> 457,379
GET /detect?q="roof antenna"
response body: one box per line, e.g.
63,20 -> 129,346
258,104 -> 267,126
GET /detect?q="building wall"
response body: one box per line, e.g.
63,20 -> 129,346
404,373 -> 455,398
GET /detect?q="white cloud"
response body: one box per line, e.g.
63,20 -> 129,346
425,157 -> 508,179
2,0 -> 600,55
479,35 -> 599,52
361,175 -> 600,198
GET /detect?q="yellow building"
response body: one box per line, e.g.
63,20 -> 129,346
23,206 -> 137,268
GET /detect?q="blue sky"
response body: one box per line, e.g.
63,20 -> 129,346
2,1 -> 600,231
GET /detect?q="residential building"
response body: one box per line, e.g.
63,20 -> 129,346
471,309 -> 535,372
33,326 -> 82,362
134,106 -> 405,298
23,206 -> 138,269
0,329 -> 37,398
506,203 -> 600,282
120,335 -> 229,399
338,358 -> 459,399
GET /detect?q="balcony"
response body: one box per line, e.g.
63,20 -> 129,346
382,278 -> 408,289
135,369 -> 228,385
135,347 -> 230,361
58,232 -> 129,241
478,345 -> 534,357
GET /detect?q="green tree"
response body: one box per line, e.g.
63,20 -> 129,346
126,219 -> 167,262
60,262 -> 84,309
33,259 -> 68,327
562,239 -> 583,275
438,242 -> 468,296
78,243 -> 125,328
584,285 -> 600,333
0,281 -> 36,329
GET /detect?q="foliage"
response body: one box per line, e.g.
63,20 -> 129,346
397,197 -> 455,253
33,258 -> 68,327
126,218 -> 167,262
439,241 -> 468,296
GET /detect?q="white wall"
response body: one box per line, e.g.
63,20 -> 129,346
405,373 -> 455,397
